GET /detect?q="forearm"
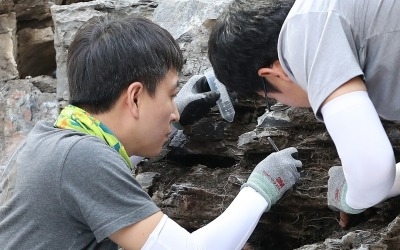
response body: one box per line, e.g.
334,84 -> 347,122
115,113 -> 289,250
321,91 -> 396,209
141,187 -> 268,250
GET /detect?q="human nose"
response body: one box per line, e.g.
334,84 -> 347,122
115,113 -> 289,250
171,101 -> 180,122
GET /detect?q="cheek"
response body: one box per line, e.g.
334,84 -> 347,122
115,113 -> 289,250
272,91 -> 310,108
154,103 -> 173,125
270,93 -> 292,106
159,105 -> 172,119
293,91 -> 310,107
163,100 -> 176,117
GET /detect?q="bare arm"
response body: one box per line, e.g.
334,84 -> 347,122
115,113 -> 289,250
322,76 -> 366,105
109,211 -> 164,250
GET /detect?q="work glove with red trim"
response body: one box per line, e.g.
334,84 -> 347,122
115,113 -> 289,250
327,166 -> 365,214
242,147 -> 302,211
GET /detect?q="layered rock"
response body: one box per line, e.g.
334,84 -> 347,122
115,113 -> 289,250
0,12 -> 18,81
1,1 -> 400,249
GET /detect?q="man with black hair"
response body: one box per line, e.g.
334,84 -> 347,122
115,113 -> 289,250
208,0 -> 400,228
0,15 -> 302,249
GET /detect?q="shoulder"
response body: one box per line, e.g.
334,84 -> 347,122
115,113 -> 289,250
63,135 -> 130,175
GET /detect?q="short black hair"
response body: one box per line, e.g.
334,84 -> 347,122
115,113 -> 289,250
208,0 -> 293,96
67,15 -> 183,114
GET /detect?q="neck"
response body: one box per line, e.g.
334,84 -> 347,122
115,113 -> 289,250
93,103 -> 133,155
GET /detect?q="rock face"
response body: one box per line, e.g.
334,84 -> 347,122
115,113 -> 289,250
1,1 -> 400,249
51,0 -> 160,105
0,12 -> 18,81
0,76 -> 58,168
139,105 -> 400,249
0,0 -> 61,80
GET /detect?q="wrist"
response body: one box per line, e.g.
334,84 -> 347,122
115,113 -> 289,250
328,183 -> 366,214
239,186 -> 269,211
241,180 -> 276,211
340,183 -> 366,214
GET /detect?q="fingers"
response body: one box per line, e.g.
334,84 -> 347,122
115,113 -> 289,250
194,76 -> 211,92
328,165 -> 344,177
203,91 -> 220,106
186,75 -> 204,89
295,159 -> 303,169
339,211 -> 351,228
291,151 -> 299,160
338,208 -> 376,228
194,76 -> 236,104
282,146 -> 298,155
178,96 -> 216,126
281,147 -> 303,169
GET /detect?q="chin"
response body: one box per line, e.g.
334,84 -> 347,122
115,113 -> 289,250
298,102 -> 311,108
148,148 -> 163,158
131,149 -> 161,159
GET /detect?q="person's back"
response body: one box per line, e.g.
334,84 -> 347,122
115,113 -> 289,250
0,122 -> 90,249
0,121 -> 144,249
279,0 -> 400,121
207,0 -> 400,229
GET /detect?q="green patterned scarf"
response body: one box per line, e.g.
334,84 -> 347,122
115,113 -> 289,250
54,105 -> 133,170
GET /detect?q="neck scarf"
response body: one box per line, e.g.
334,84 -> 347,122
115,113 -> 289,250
54,105 -> 132,170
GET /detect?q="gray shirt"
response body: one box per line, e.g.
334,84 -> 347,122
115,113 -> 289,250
0,121 -> 160,249
278,0 -> 400,121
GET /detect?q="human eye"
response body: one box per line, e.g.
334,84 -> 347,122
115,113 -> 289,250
171,90 -> 178,99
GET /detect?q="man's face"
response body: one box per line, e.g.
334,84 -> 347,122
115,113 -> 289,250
257,63 -> 311,108
267,81 -> 310,108
258,77 -> 311,108
133,70 -> 180,157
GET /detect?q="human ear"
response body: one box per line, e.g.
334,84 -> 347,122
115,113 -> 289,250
126,82 -> 143,119
258,61 -> 291,82
258,67 -> 277,78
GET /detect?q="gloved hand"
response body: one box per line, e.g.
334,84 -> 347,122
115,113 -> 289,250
242,147 -> 302,211
174,75 -> 220,127
327,166 -> 365,214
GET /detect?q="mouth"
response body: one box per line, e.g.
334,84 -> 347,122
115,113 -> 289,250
164,131 -> 172,141
162,134 -> 170,146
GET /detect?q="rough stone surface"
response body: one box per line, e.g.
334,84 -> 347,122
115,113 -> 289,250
0,0 -> 59,80
17,26 -> 55,78
0,12 -> 18,81
0,0 -> 14,15
10,0 -> 61,21
154,0 -> 231,79
0,76 -> 58,167
139,105 -> 400,249
51,0 -> 162,105
1,0 -> 400,249
153,0 -> 230,39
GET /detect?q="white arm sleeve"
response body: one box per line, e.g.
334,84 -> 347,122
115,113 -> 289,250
321,91 -> 396,209
387,162 -> 400,198
141,187 -> 268,250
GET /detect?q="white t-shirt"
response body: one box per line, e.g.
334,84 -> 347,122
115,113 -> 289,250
278,0 -> 400,121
